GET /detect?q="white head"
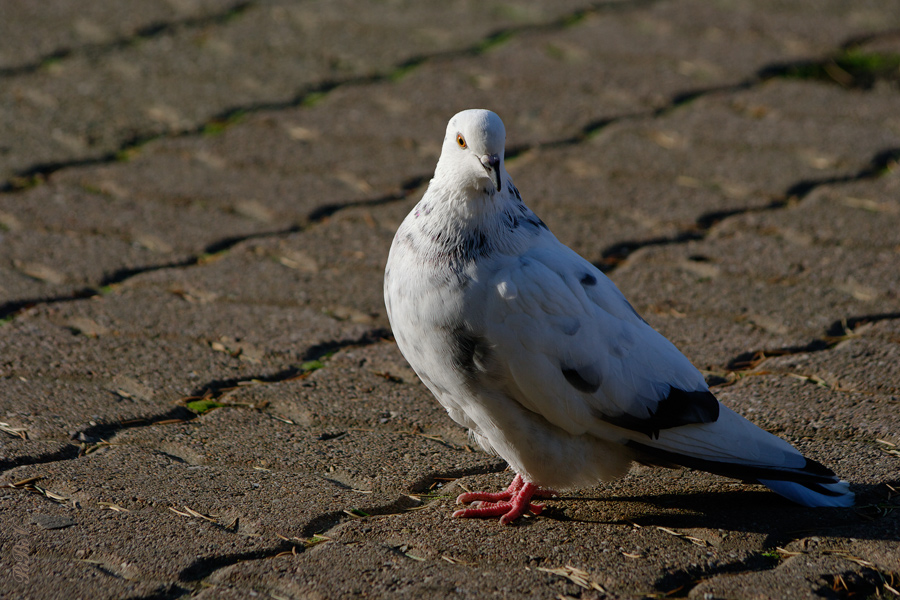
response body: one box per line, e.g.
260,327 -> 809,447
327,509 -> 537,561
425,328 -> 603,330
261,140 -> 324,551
434,109 -> 507,196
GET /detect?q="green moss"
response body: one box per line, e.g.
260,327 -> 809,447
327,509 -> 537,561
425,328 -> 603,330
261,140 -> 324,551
305,534 -> 331,547
769,49 -> 900,88
7,174 -> 42,190
186,399 -> 225,414
301,91 -> 327,107
836,48 -> 900,73
389,60 -> 421,82
115,147 -> 140,162
297,351 -> 335,376
39,56 -> 62,71
202,110 -> 245,136
477,29 -> 514,53
197,248 -> 229,264
202,122 -> 227,136
300,359 -> 325,373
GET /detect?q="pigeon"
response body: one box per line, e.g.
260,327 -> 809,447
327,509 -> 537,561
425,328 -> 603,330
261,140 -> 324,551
383,109 -> 853,524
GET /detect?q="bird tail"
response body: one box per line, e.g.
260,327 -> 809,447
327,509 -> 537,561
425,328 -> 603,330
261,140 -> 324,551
625,405 -> 854,508
757,478 -> 853,508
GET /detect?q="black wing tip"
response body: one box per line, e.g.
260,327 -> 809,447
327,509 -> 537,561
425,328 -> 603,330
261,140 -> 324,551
626,441 -> 841,486
598,387 -> 720,439
562,367 -> 601,394
802,456 -> 838,478
797,481 -> 847,498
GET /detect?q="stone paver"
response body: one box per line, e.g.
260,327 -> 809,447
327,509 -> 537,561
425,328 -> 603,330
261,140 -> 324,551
2,1 -> 900,598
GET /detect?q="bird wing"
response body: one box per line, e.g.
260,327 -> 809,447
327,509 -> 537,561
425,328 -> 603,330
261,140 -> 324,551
480,237 -> 717,441
476,235 -> 850,506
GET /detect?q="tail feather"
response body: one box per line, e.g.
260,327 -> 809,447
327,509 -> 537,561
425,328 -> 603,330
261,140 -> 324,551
629,439 -> 854,506
627,440 -> 835,482
758,478 -> 854,508
622,401 -> 855,508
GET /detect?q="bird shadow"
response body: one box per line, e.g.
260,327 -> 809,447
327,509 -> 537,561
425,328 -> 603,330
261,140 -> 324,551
539,480 -> 900,547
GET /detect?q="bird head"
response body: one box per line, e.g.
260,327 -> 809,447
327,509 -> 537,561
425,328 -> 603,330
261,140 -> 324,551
435,109 -> 506,195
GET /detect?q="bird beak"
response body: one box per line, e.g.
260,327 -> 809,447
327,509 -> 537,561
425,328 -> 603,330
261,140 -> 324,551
481,153 -> 502,192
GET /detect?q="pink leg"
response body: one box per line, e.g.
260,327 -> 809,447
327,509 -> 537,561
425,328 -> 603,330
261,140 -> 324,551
453,474 -> 556,525
456,473 -> 524,504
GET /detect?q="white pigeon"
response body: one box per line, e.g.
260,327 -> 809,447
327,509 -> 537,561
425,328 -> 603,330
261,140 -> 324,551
384,109 -> 853,524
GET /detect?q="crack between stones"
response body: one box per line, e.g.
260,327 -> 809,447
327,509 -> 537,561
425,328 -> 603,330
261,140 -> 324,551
0,1 -> 255,78
2,136 -> 895,330
4,9 -> 896,196
0,328 -> 432,590
0,168 -> 428,322
298,465 -> 511,545
177,543 -> 299,584
722,311 -> 900,374
190,326 -> 392,398
0,23 -> 896,325
0,327 -> 392,477
0,443 -> 82,474
0,227 -> 303,322
15,0 -> 895,196
0,0 -> 659,194
651,552 -> 780,598
4,14 -> 895,597
65,328 -> 392,446
0,1 -> 895,480
170,465 -> 516,590
594,146 -> 900,272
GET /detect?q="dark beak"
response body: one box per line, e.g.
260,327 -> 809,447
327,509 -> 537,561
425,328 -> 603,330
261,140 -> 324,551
481,153 -> 502,192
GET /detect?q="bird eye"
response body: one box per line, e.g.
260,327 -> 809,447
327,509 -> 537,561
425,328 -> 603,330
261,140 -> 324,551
456,134 -> 467,148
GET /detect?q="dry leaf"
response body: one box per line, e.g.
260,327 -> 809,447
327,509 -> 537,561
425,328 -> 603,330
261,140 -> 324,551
65,317 -> 108,338
234,200 -> 275,223
14,260 -> 66,284
538,565 -> 606,592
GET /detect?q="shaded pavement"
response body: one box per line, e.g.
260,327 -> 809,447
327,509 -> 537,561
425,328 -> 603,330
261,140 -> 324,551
1,1 -> 900,598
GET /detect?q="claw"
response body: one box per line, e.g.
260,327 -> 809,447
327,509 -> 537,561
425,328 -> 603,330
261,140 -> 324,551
452,474 -> 553,524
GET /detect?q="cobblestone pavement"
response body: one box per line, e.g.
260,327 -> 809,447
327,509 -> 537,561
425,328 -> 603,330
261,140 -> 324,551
2,1 -> 899,598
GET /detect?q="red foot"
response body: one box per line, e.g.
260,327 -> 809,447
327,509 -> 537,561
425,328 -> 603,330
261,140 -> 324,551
452,474 -> 555,525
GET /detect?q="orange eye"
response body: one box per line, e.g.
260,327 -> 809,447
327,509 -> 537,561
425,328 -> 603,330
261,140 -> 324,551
456,134 -> 467,148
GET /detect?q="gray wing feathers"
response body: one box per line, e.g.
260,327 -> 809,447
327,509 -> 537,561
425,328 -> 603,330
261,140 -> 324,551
482,241 -> 710,438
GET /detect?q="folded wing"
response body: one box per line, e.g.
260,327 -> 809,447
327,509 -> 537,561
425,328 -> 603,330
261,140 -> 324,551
480,237 -> 852,507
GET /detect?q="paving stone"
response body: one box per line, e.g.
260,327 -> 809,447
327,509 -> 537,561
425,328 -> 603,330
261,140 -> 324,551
0,439 -> 78,471
610,219 -> 900,362
193,460 -> 895,599
3,1 -> 900,598
0,0 -> 591,182
0,0 -> 242,70
31,513 -> 76,530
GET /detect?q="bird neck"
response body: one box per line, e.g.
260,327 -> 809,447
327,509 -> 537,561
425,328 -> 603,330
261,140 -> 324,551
402,175 -> 545,268
425,177 -> 508,229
